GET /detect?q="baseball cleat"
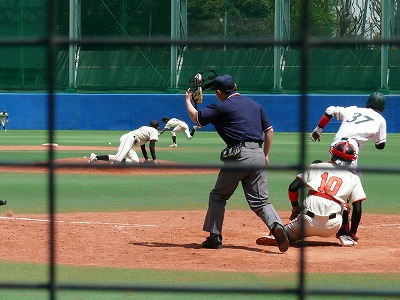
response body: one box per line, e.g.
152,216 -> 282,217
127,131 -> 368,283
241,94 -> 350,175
201,234 -> 223,249
270,223 -> 289,253
193,125 -> 200,130
168,143 -> 177,148
88,153 -> 97,163
256,235 -> 277,246
338,235 -> 357,247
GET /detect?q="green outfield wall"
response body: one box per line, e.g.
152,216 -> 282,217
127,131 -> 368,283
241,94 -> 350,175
2,49 -> 400,93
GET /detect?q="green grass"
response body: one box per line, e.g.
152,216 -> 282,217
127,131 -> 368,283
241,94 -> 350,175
0,263 -> 398,299
0,130 -> 399,299
1,130 -> 399,166
1,130 -> 398,214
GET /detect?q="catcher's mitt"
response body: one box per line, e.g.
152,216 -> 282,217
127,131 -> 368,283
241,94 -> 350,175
188,70 -> 218,107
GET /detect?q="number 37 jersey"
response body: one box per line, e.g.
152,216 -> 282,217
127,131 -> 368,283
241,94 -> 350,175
327,106 -> 386,148
299,162 -> 367,206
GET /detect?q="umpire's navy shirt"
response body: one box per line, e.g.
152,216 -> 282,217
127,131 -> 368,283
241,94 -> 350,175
197,93 -> 272,148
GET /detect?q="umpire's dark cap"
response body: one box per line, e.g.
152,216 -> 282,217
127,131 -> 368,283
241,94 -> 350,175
213,74 -> 235,92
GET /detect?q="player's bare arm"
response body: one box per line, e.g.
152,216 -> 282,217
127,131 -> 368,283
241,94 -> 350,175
263,128 -> 273,165
148,140 -> 158,163
140,144 -> 149,161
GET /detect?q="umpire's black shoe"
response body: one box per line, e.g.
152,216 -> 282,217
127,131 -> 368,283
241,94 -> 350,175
271,223 -> 289,253
201,233 -> 223,249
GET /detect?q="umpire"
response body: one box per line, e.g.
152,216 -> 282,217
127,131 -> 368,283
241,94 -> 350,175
184,74 -> 289,252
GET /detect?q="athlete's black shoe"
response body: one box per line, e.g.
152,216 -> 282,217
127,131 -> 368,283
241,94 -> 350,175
271,223 -> 289,253
201,233 -> 223,249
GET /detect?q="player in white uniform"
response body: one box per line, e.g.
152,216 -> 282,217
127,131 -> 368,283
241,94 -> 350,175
159,116 -> 197,148
310,92 -> 387,170
0,109 -> 9,131
88,120 -> 160,164
256,141 -> 366,247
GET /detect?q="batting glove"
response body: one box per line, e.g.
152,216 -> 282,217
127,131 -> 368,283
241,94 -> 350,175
310,126 -> 323,142
289,206 -> 301,220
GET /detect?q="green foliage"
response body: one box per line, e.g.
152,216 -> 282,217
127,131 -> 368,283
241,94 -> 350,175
188,0 -> 224,20
290,0 -> 336,38
57,0 -> 171,46
58,0 -> 277,40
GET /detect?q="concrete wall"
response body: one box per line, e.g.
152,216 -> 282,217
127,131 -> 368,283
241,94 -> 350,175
0,93 -> 397,133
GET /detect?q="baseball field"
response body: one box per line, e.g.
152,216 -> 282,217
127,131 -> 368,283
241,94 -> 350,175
0,130 -> 399,299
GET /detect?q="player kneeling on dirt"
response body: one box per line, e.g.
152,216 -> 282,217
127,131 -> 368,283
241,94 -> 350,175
88,120 -> 160,164
257,141 -> 366,247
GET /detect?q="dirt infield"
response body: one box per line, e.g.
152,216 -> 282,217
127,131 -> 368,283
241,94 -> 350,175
0,210 -> 399,273
0,145 -> 219,175
0,146 -> 399,273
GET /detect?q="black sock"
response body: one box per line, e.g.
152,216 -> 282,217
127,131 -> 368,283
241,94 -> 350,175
190,129 -> 195,137
96,155 -> 109,161
337,209 -> 349,236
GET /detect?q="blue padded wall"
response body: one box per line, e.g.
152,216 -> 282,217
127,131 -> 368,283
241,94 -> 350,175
0,93 -> 397,133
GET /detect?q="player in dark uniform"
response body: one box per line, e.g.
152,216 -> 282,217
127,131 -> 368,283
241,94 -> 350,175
184,74 -> 289,252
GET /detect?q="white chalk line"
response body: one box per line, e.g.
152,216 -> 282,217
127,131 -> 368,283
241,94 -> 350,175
0,217 -> 398,229
0,216 -> 156,227
359,223 -> 400,229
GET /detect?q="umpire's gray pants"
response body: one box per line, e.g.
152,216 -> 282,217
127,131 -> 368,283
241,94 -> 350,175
203,143 -> 283,235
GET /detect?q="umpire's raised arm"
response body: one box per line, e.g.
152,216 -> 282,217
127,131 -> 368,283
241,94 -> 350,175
185,88 -> 198,124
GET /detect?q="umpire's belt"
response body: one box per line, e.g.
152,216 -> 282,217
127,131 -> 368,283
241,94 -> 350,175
243,141 -> 262,148
306,210 -> 336,220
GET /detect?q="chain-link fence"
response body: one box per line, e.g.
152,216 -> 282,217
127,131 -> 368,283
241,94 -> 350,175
0,1 -> 399,299
1,0 -> 400,93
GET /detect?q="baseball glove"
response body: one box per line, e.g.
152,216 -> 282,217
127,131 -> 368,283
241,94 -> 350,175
188,70 -> 218,107
310,126 -> 322,142
192,86 -> 203,105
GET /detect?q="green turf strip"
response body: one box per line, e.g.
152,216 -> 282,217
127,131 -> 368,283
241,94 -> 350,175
0,262 -> 398,299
